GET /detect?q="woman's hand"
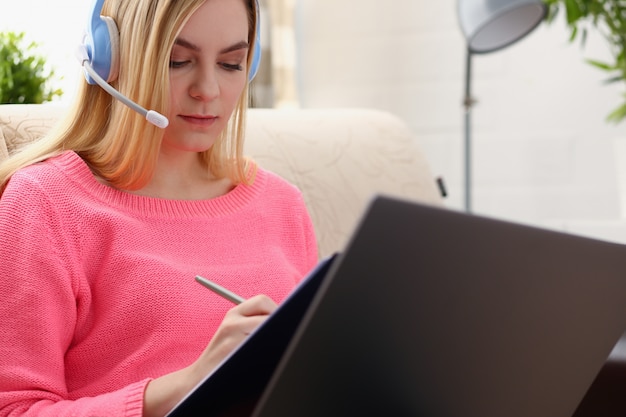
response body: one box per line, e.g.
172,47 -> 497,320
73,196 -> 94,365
192,294 -> 278,375
143,294 -> 278,417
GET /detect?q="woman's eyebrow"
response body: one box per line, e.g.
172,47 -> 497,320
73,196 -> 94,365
220,41 -> 249,54
174,37 -> 200,51
173,38 -> 249,54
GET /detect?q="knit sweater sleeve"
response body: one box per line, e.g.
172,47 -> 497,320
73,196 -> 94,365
297,189 -> 320,275
0,172 -> 147,417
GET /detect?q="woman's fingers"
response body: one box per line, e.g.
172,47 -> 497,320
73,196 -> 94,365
195,294 -> 278,368
229,294 -> 278,317
221,294 -> 277,335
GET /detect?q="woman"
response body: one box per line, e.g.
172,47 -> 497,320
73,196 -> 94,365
0,0 -> 318,415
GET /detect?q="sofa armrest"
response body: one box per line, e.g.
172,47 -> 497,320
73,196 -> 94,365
0,104 -> 65,159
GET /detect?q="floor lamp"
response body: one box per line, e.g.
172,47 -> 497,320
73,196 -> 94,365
457,0 -> 547,212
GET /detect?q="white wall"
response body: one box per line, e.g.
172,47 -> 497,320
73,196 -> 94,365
295,0 -> 626,243
3,1 -> 626,242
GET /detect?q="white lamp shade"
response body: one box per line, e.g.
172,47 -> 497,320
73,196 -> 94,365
458,0 -> 547,54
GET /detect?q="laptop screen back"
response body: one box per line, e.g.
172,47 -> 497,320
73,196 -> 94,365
252,196 -> 626,417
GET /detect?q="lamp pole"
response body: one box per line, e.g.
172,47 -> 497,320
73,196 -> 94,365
463,48 -> 475,212
457,0 -> 547,213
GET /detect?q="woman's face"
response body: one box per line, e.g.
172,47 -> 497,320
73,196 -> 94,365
164,0 -> 249,154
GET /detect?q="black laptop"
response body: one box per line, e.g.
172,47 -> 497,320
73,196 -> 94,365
168,195 -> 626,417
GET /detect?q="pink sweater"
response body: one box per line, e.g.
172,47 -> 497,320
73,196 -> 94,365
0,151 -> 318,416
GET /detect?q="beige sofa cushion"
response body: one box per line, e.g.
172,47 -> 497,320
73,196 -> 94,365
0,104 -> 441,257
245,108 -> 442,256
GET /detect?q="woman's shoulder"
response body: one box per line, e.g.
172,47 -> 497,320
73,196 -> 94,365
252,165 -> 304,199
8,151 -> 88,191
13,150 -> 88,179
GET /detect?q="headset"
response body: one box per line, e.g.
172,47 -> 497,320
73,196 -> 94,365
76,0 -> 262,129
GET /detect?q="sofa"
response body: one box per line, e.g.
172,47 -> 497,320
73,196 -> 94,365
0,103 -> 443,258
3,104 -> 625,415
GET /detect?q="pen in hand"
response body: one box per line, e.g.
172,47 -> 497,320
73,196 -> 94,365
195,275 -> 246,305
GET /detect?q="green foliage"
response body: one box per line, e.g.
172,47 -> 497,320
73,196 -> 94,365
543,0 -> 626,123
0,31 -> 63,104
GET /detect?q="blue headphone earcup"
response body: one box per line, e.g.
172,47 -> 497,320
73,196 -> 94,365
84,0 -> 119,85
248,0 -> 262,82
248,35 -> 261,81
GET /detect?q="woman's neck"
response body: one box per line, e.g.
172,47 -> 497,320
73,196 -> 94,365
131,151 -> 233,200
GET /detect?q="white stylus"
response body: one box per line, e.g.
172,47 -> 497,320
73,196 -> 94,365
195,275 -> 246,305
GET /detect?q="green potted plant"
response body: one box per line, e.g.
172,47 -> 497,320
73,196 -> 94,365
0,31 -> 63,104
543,0 -> 626,123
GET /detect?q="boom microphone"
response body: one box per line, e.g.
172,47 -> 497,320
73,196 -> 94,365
76,45 -> 169,129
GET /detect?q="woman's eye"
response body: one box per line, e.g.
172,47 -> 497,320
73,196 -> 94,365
221,63 -> 243,71
169,60 -> 189,69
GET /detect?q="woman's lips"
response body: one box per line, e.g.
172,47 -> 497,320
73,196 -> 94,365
179,114 -> 218,127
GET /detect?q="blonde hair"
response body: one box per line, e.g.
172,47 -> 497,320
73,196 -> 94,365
0,0 -> 258,193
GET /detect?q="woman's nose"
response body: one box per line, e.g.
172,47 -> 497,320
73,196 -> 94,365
189,66 -> 219,101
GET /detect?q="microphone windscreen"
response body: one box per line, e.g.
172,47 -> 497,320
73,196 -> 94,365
146,110 -> 169,128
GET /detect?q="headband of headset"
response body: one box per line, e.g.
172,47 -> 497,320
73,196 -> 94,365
82,0 -> 262,85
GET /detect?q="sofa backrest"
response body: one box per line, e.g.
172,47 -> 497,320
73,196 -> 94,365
0,104 -> 442,258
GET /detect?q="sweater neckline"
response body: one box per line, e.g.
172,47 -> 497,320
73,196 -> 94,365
51,151 -> 265,219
